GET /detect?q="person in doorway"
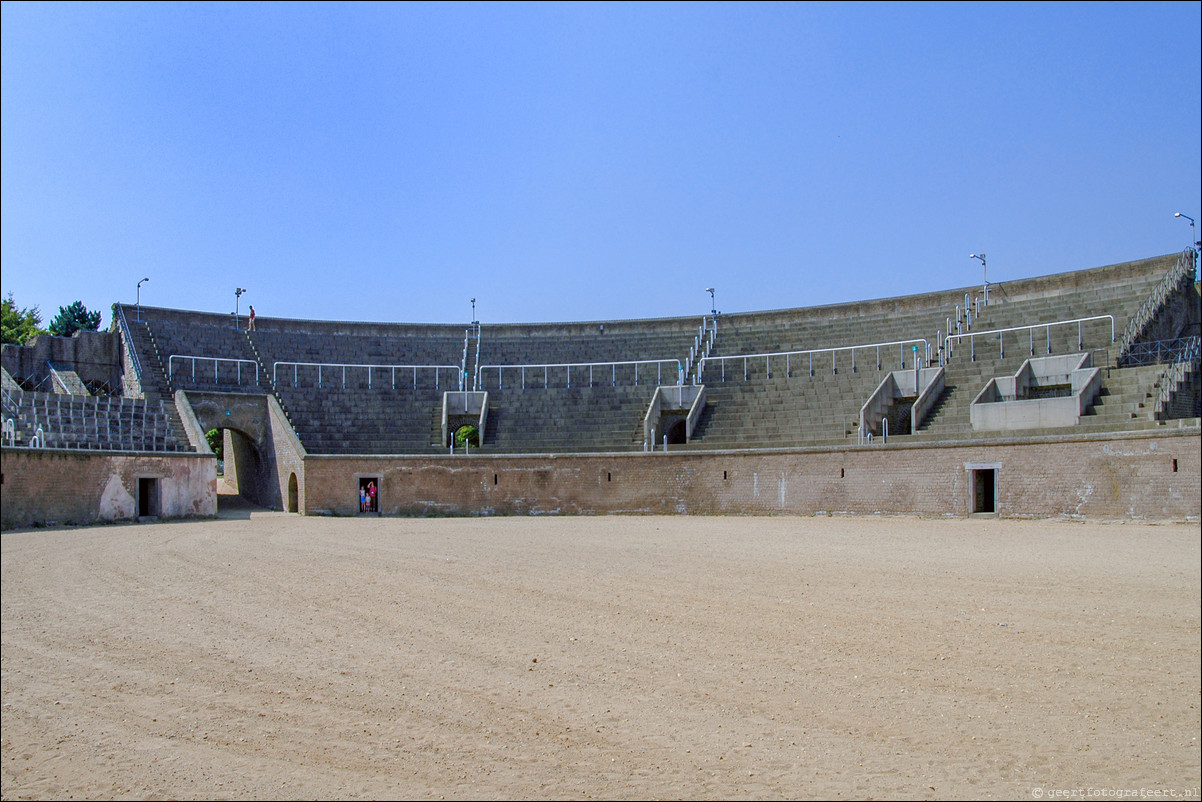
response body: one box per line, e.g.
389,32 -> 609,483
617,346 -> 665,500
367,480 -> 377,513
247,306 -> 257,331
360,484 -> 367,513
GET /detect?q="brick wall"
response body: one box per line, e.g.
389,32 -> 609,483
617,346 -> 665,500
268,394 -> 306,513
1,449 -> 216,530
302,431 -> 1199,520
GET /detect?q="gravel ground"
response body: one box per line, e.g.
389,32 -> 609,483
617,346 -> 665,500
2,510 -> 1199,800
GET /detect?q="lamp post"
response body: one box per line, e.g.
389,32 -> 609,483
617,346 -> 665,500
235,287 -> 246,329
1175,212 -> 1198,248
471,297 -> 477,324
136,277 -> 149,321
1178,213 -> 1201,280
970,253 -> 987,306
706,287 -> 716,316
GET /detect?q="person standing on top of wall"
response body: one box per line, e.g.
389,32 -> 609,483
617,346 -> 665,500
247,306 -> 257,331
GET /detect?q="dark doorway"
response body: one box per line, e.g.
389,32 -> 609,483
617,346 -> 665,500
666,419 -> 687,445
138,477 -> 160,518
359,476 -> 380,514
972,469 -> 997,514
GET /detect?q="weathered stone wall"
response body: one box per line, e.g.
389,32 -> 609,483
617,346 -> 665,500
1,330 -> 123,390
1,449 -> 216,530
302,431 -> 1200,520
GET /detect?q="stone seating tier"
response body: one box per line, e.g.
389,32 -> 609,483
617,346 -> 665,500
112,253 -> 1188,455
3,391 -> 191,452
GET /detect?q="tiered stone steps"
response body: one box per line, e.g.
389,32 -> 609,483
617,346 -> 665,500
104,253 -> 1192,457
2,390 -> 191,451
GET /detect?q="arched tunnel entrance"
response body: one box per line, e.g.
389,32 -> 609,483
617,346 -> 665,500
216,426 -> 263,502
665,418 -> 688,445
186,392 -> 287,511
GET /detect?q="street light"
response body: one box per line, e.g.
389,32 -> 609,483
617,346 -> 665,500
136,277 -> 149,321
706,287 -> 716,316
235,288 -> 246,328
1178,213 -> 1201,281
1175,212 -> 1197,248
471,297 -> 477,324
970,254 -> 988,306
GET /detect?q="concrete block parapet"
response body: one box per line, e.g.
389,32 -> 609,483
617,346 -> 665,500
971,354 -> 1101,431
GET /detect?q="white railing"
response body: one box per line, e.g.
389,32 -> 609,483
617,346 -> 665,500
476,358 -> 683,389
698,338 -> 929,382
273,361 -> 459,390
473,325 -> 482,391
169,354 -> 260,386
686,317 -> 718,383
460,328 -> 470,389
943,315 -> 1115,363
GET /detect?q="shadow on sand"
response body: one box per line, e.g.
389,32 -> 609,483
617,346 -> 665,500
216,489 -> 270,520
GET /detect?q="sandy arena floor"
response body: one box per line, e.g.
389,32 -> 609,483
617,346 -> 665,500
2,508 -> 1199,800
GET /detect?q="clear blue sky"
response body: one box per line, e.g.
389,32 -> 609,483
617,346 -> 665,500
3,1 -> 1200,328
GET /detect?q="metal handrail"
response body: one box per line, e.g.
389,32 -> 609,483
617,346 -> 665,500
273,361 -> 458,389
113,304 -> 145,389
1154,336 -> 1201,417
1119,336 -> 1200,367
46,362 -> 70,394
169,354 -> 260,385
1117,249 -> 1195,362
943,315 -> 1114,362
477,358 -> 682,389
698,338 -> 929,381
473,324 -> 482,391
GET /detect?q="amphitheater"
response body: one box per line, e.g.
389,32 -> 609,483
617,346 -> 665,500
3,251 -> 1201,800
2,250 -> 1200,527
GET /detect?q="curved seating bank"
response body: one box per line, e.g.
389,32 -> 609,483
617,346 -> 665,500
2,251 -> 1198,526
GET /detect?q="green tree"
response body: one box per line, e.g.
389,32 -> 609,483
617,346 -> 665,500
1,294 -> 47,345
48,301 -> 102,337
205,428 -> 224,459
455,424 -> 480,448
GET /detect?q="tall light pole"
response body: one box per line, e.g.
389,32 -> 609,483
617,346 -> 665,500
706,287 -> 716,316
136,277 -> 149,321
235,287 -> 246,328
471,297 -> 477,324
970,253 -> 987,306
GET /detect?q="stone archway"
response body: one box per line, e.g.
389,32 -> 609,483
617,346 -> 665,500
185,391 -> 281,509
288,472 -> 299,513
220,427 -> 261,499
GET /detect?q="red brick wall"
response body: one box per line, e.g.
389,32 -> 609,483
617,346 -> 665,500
5,432 -> 1196,528
268,395 -> 306,513
302,431 -> 1200,520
